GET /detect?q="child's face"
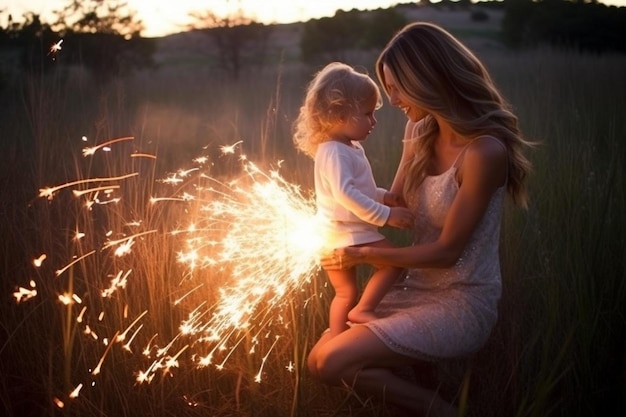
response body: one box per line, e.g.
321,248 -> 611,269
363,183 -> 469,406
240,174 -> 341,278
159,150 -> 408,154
336,95 -> 378,143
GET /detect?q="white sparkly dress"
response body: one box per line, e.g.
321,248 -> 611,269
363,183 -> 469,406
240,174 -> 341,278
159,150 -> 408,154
364,138 -> 505,360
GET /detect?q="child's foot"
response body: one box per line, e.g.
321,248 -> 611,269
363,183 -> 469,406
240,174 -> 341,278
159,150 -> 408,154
347,308 -> 379,324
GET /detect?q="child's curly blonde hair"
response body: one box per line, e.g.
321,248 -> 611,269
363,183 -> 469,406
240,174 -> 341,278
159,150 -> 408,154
293,62 -> 382,158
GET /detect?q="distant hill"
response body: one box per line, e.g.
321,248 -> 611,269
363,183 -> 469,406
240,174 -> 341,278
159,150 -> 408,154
154,4 -> 504,69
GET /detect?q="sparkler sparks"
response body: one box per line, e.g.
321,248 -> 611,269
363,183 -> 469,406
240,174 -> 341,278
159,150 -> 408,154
13,280 -> 37,303
82,136 -> 134,156
17,134 -> 326,406
220,140 -> 243,154
39,173 -> 139,200
33,254 -> 47,267
69,383 -> 83,399
48,39 -> 63,60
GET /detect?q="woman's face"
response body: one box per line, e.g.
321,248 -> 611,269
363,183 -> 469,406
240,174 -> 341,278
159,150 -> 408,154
382,64 -> 427,122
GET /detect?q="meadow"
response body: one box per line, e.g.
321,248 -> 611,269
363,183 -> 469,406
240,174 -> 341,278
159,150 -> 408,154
1,24 -> 625,417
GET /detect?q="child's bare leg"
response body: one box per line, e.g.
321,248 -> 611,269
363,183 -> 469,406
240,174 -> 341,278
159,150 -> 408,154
348,239 -> 402,324
348,266 -> 401,323
326,268 -> 358,336
347,309 -> 379,324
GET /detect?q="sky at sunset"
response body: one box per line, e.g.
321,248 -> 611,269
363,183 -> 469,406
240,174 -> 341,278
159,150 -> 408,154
3,0 -> 626,38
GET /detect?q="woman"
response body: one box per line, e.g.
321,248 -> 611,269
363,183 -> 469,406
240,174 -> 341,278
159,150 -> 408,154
307,22 -> 533,416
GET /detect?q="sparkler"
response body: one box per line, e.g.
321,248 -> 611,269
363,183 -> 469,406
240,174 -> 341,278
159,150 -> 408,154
18,135 -> 326,407
140,155 -> 325,381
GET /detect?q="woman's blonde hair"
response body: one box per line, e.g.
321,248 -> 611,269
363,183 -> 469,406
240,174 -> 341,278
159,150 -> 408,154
293,62 -> 382,158
376,22 -> 534,207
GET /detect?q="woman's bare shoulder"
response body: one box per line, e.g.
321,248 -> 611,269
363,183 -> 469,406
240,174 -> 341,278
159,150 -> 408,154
467,136 -> 507,160
463,136 -> 507,186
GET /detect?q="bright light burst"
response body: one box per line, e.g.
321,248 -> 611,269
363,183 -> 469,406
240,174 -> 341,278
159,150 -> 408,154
148,153 -> 326,380
17,135 -> 325,406
174,160 -> 324,332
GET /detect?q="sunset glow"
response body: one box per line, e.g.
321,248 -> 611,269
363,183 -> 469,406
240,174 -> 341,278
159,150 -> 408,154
5,0 -> 625,37
4,0 -> 407,37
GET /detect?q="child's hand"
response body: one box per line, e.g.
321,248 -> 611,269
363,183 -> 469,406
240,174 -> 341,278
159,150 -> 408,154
386,206 -> 414,230
383,192 -> 406,207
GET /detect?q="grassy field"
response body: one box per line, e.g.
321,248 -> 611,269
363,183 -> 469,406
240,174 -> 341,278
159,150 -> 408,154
1,15 -> 625,417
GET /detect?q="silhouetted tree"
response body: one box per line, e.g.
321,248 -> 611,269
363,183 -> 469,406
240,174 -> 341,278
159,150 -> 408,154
0,1 -> 155,82
189,8 -> 272,81
53,0 -> 143,37
300,8 -> 406,64
361,8 -> 408,50
502,0 -> 535,48
502,0 -> 626,54
300,10 -> 363,64
470,9 -> 490,22
0,12 -> 58,75
50,0 -> 154,82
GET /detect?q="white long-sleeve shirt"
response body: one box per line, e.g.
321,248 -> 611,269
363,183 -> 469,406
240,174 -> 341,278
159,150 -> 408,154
315,140 -> 390,249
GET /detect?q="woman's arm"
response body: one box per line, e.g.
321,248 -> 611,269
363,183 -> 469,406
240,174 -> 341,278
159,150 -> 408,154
326,139 -> 507,270
389,121 -> 419,196
382,121 -> 418,208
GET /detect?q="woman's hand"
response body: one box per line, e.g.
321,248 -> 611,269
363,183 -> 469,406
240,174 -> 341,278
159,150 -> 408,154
383,191 -> 406,207
320,247 -> 364,270
386,206 -> 414,230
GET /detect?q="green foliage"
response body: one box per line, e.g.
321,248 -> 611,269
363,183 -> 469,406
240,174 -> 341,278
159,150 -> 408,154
300,8 -> 407,64
300,10 -> 363,64
470,9 -> 490,22
502,0 -> 626,53
433,0 -> 473,10
361,8 -> 408,50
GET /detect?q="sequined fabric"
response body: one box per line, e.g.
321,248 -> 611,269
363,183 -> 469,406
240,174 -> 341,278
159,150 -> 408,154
364,146 -> 505,360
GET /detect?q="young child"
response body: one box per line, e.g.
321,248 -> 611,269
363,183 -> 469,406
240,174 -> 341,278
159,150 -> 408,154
293,62 -> 414,336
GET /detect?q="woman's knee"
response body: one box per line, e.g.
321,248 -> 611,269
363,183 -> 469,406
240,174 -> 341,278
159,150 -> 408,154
313,345 -> 354,385
307,349 -> 319,376
307,331 -> 333,378
308,327 -> 380,384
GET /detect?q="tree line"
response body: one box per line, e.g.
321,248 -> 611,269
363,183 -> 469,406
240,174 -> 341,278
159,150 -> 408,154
501,0 -> 626,53
0,0 -> 154,82
0,0 -> 625,84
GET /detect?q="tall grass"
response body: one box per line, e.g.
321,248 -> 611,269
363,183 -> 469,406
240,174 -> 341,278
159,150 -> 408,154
479,47 -> 626,416
1,44 -> 625,417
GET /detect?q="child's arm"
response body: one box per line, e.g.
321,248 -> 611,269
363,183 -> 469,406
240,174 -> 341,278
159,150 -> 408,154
322,152 -> 389,227
321,148 -> 413,229
383,191 -> 405,208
